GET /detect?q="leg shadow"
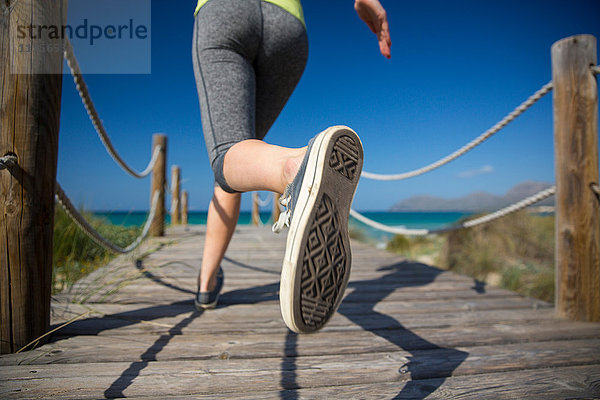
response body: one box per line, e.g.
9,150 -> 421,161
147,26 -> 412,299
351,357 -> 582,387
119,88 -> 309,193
339,261 -> 468,399
279,331 -> 298,400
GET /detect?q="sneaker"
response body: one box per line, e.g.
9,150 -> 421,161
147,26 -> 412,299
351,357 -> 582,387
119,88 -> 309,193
194,267 -> 224,310
273,126 -> 363,333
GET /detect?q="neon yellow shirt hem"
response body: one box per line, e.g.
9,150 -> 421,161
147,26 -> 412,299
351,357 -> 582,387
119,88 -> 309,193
194,0 -> 305,27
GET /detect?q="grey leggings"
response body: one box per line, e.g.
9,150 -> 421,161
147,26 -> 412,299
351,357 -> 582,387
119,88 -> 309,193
192,0 -> 309,193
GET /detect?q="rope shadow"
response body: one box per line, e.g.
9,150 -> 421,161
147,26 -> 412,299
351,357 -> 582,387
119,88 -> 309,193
103,310 -> 202,399
135,259 -> 196,295
338,261 -> 469,399
223,255 -> 280,275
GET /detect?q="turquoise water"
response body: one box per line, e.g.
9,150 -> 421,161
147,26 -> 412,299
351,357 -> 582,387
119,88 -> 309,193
348,211 -> 470,247
94,210 -> 470,246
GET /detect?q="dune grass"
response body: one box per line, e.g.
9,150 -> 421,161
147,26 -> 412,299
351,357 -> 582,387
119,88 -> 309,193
52,206 -> 142,294
385,211 -> 555,302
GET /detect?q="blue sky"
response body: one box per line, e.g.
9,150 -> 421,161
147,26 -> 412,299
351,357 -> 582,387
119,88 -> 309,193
57,0 -> 600,212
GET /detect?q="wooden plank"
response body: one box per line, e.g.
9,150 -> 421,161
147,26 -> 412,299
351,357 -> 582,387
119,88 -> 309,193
1,346 -> 598,398
2,320 -> 598,366
90,286 -> 518,306
47,304 -> 561,335
159,365 -> 600,400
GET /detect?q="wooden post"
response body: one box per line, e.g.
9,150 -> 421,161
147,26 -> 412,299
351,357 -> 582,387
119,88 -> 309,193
171,166 -> 181,225
182,191 -> 189,225
273,193 -> 281,224
252,192 -> 260,226
0,0 -> 67,354
552,34 -> 600,322
149,134 -> 167,237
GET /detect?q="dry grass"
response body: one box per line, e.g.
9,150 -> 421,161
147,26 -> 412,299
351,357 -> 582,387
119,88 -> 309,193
386,211 -> 555,302
440,211 -> 554,302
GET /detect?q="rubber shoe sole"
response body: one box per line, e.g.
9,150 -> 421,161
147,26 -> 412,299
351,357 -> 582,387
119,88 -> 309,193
279,126 -> 363,333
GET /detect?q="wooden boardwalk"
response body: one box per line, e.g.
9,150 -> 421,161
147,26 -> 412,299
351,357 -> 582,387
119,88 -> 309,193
1,225 -> 599,399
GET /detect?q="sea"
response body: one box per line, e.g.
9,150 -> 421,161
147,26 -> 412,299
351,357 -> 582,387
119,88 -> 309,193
94,211 -> 471,248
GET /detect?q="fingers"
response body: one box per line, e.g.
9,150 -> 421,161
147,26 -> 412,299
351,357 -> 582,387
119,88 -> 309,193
354,0 -> 392,59
378,19 -> 391,58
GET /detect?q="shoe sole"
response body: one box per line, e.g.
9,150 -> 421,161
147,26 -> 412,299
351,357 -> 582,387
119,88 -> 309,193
280,126 -> 363,333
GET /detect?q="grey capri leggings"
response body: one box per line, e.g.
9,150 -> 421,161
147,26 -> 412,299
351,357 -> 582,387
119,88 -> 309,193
192,0 -> 309,193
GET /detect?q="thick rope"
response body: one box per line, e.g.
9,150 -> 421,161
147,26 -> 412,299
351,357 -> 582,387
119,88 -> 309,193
350,185 -> 556,236
256,193 -> 272,208
459,186 -> 555,229
55,182 -> 159,254
361,81 -> 554,181
0,154 -> 17,170
64,39 -> 160,179
349,209 -> 429,236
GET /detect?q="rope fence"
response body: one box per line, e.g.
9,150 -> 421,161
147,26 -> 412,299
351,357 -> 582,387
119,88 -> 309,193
55,183 -> 160,254
350,185 -> 556,236
361,81 -> 554,181
54,40 -> 181,252
61,39 -> 599,240
460,186 -> 556,229
64,39 -> 161,179
349,78 -> 561,235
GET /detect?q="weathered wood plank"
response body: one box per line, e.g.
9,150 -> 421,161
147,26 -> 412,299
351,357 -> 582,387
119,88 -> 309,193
47,304 -> 561,335
1,347 -> 598,398
150,365 -> 600,400
2,323 -> 598,366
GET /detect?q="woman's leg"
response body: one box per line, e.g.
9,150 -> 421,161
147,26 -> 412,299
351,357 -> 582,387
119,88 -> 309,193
192,0 -> 307,297
197,186 -> 241,292
223,140 -> 306,194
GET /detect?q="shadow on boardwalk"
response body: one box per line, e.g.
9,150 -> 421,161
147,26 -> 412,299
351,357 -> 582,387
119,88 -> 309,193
50,259 -> 467,399
338,261 -> 469,399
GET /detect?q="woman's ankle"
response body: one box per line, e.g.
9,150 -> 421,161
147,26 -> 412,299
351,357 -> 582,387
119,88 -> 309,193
282,148 -> 307,189
198,273 -> 217,292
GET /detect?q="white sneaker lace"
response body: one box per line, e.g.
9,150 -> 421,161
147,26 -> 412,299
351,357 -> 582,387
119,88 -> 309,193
272,194 -> 291,233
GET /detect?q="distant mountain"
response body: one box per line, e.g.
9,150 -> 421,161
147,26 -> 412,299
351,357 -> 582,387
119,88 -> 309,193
390,181 -> 554,212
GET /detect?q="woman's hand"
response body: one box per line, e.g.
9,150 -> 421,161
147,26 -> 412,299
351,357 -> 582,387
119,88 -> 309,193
354,0 -> 392,58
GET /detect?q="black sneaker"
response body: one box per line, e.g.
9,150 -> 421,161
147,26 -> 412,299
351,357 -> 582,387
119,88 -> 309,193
194,267 -> 224,310
273,126 -> 363,333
